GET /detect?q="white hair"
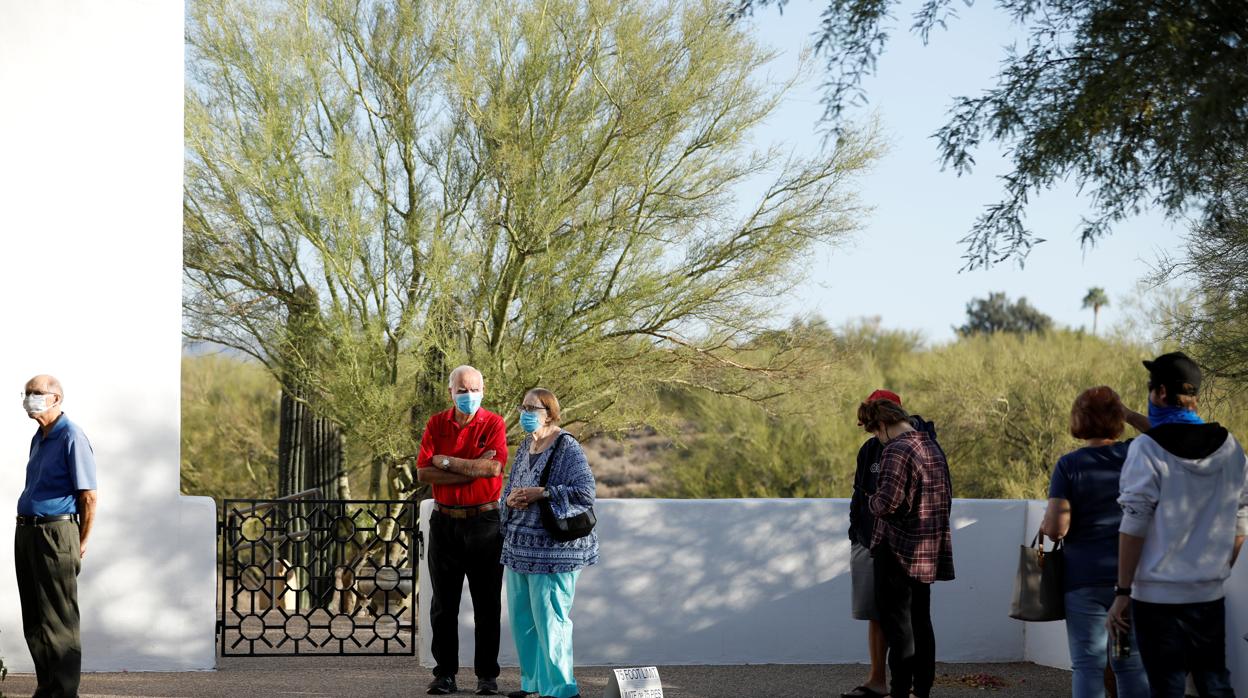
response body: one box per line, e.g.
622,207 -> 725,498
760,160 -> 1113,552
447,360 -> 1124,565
447,365 -> 483,389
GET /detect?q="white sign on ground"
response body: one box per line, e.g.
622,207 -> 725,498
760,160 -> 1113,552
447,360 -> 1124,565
604,666 -> 663,698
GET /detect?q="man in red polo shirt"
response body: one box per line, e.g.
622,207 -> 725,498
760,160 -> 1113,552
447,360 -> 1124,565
417,365 -> 509,696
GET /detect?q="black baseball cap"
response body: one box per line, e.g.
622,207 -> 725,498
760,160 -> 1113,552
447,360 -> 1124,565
1143,351 -> 1202,395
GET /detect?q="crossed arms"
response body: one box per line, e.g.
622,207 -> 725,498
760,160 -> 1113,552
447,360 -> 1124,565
417,450 -> 503,485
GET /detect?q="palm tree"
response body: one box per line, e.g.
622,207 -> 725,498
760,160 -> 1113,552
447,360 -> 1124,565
1082,287 -> 1110,336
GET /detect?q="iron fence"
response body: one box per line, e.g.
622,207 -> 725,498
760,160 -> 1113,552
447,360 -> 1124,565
218,498 -> 420,656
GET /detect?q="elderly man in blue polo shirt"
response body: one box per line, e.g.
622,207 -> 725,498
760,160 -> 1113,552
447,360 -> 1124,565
16,374 -> 98,698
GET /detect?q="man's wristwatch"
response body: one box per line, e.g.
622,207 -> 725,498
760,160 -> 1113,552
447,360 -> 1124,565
1113,585 -> 1132,597
439,457 -> 451,470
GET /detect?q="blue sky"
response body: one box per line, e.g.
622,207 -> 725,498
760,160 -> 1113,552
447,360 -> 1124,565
741,1 -> 1185,342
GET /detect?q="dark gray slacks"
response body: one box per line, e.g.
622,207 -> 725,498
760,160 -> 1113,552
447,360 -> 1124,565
15,519 -> 82,698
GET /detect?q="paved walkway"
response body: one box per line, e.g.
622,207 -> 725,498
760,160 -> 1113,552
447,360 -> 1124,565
2,659 -> 1069,697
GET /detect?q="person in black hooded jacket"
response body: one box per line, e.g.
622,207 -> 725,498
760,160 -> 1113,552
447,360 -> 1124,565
843,389 -> 945,698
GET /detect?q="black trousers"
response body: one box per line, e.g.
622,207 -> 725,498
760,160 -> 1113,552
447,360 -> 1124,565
428,509 -> 503,680
15,520 -> 82,698
1133,598 -> 1235,698
873,542 -> 935,698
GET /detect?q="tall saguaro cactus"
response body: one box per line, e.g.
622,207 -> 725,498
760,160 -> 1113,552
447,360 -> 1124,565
276,286 -> 346,498
276,286 -> 347,608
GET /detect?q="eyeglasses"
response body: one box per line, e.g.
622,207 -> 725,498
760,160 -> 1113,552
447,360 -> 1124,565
517,404 -> 548,414
20,390 -> 59,398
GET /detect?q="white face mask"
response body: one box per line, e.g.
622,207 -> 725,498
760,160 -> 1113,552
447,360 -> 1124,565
23,394 -> 55,415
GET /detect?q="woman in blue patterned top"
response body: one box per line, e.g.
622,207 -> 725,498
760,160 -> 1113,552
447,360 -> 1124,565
501,388 -> 598,698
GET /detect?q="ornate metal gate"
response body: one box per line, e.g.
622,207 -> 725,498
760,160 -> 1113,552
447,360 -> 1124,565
218,497 -> 419,656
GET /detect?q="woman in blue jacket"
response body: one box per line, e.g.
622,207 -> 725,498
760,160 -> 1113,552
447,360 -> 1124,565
501,388 -> 598,698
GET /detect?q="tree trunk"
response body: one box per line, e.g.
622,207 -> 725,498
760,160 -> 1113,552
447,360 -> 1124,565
369,455 -> 386,500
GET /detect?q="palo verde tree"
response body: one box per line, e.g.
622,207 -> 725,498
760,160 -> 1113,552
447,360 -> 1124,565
184,0 -> 880,497
733,0 -> 1248,269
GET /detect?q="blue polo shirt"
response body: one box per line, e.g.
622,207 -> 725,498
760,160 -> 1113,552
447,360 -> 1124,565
17,414 -> 98,516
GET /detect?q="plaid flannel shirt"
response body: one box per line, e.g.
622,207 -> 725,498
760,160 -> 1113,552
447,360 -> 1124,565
869,430 -> 955,583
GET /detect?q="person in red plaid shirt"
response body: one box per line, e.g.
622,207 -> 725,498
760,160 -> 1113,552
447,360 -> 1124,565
861,398 -> 955,698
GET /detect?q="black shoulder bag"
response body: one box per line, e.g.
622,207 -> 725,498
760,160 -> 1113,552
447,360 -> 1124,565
537,433 -> 597,542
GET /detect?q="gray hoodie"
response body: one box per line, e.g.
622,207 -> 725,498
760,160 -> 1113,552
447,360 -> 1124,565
1118,422 -> 1248,604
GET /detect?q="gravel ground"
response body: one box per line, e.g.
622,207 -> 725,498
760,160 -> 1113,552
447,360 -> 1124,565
1,659 -> 1070,697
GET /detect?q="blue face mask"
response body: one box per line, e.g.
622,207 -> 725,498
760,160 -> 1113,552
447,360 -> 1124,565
519,411 -> 542,433
454,391 -> 482,415
1148,400 -> 1204,426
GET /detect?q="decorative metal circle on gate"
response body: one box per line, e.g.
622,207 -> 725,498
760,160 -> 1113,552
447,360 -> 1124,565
218,499 -> 417,656
240,566 -> 266,592
239,614 -> 265,641
285,615 -> 310,641
375,614 -> 399,640
374,566 -> 400,592
330,614 -> 355,640
239,516 -> 266,542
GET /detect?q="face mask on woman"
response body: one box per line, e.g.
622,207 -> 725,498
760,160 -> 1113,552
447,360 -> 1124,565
520,410 -> 542,433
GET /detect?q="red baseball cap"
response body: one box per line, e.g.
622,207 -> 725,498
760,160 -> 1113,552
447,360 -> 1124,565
865,389 -> 902,406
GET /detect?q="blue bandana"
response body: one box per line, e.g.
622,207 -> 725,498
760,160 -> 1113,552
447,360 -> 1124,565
1148,402 -> 1204,426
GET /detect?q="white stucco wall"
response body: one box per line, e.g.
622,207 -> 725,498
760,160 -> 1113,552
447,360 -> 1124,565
0,0 -> 217,673
418,496 -> 1248,675
1224,558 -> 1248,696
418,498 -> 1035,667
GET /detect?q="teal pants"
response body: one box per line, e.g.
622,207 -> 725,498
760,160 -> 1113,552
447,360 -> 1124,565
506,568 -> 580,698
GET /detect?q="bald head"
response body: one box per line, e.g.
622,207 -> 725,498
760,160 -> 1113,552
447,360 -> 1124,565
23,374 -> 64,425
25,374 -> 63,398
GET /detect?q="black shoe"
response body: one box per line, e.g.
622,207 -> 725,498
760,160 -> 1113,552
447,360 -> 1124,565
427,675 -> 458,695
476,678 -> 499,695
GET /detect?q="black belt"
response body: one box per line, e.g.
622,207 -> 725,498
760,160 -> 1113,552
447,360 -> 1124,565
15,514 -> 78,526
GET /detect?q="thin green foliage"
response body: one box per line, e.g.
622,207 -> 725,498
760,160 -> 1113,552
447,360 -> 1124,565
181,353 -> 281,502
183,0 -> 880,497
659,327 -> 1248,500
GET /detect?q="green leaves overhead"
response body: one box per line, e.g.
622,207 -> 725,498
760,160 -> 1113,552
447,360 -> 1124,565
736,0 -> 1248,269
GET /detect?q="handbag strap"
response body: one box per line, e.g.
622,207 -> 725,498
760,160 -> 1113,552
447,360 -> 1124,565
536,432 -> 570,488
1030,530 -> 1064,552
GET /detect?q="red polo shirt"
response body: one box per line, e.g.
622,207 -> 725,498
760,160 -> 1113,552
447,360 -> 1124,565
416,407 -> 508,506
